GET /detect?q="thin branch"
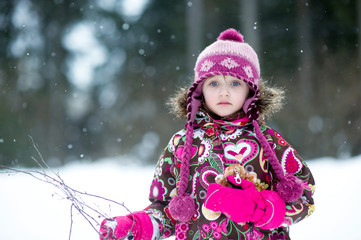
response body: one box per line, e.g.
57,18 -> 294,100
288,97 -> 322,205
0,136 -> 136,240
69,204 -> 74,240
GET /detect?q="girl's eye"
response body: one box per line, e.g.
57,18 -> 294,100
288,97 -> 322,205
210,81 -> 218,86
232,81 -> 241,86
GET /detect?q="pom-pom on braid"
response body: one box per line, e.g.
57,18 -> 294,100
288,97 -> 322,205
178,122 -> 194,196
252,120 -> 304,202
253,120 -> 284,178
276,173 -> 305,203
168,86 -> 198,222
168,194 -> 195,222
177,84 -> 198,196
217,28 -> 244,42
168,123 -> 196,222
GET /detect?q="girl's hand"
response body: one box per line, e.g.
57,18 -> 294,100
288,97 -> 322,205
204,183 -> 286,229
99,211 -> 153,240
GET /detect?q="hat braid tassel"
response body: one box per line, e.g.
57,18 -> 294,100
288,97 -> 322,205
168,92 -> 196,222
252,120 -> 304,203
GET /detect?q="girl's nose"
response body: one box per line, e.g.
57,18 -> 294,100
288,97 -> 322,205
219,86 -> 230,97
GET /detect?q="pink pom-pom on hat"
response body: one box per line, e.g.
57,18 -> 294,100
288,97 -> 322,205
217,28 -> 244,42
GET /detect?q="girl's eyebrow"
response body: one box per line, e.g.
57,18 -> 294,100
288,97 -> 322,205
225,77 -> 241,83
205,77 -> 218,83
207,76 -> 219,80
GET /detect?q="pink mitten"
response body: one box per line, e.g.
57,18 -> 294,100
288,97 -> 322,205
99,211 -> 153,240
205,183 -> 286,229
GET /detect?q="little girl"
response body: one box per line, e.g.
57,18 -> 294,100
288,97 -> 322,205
99,28 -> 315,240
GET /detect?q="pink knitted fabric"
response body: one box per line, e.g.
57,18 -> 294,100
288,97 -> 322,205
193,28 -> 260,120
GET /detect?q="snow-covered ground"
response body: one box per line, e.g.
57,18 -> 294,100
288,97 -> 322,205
1,155 -> 361,240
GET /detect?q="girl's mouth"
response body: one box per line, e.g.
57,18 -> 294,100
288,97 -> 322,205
218,102 -> 231,105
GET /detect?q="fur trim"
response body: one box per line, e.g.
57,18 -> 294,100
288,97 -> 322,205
166,86 -> 189,118
166,80 -> 285,120
257,80 -> 285,120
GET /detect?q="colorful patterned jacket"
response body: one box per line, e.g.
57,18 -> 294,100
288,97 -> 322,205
145,111 -> 315,240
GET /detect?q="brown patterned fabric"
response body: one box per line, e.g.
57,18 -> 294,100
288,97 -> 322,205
145,111 -> 315,240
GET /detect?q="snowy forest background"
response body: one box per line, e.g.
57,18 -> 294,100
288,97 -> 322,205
1,0 -> 360,168
1,1 -> 361,239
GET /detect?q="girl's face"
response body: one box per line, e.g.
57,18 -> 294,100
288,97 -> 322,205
202,75 -> 250,117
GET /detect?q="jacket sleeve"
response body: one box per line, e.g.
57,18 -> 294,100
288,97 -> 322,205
144,129 -> 186,238
263,125 -> 316,226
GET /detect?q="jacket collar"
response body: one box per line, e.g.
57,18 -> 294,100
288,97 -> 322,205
193,110 -> 250,145
194,110 -> 250,127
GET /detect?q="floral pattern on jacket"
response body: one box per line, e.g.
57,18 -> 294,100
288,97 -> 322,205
145,111 -> 315,240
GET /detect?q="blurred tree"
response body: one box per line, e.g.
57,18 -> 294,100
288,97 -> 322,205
0,0 -> 88,166
240,0 -> 260,52
0,0 -> 360,167
186,0 -> 203,74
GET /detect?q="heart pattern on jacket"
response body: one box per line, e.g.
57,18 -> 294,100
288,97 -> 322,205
223,139 -> 259,165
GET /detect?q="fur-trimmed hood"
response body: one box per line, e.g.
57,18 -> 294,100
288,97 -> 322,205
166,80 -> 285,120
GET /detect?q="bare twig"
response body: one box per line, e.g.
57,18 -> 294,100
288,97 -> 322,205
69,204 -> 74,240
0,136 -> 135,240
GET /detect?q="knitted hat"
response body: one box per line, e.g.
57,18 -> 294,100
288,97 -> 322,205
168,29 -> 304,222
